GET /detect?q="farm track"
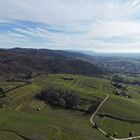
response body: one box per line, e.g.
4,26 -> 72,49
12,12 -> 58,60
90,94 -> 109,128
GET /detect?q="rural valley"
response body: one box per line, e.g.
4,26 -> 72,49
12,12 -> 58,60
1,0 -> 140,139
0,48 -> 140,140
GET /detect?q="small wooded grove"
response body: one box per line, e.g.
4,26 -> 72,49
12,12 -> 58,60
36,88 -> 80,109
36,87 -> 101,113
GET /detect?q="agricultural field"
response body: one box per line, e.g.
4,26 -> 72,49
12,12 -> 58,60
0,74 -> 140,140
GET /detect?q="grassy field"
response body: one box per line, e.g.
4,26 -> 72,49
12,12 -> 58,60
0,74 -> 140,139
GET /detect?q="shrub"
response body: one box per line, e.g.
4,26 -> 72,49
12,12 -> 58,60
129,130 -> 133,137
0,104 -> 6,108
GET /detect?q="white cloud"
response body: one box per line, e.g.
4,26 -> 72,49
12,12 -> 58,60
0,32 -> 28,46
87,20 -> 140,40
0,0 -> 138,23
1,0 -> 140,52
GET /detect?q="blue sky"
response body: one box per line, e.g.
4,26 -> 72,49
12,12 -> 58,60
1,0 -> 140,52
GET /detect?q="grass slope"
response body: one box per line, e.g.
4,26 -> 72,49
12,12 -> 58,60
0,74 -> 140,139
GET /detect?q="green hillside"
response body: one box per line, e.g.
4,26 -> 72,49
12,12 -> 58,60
0,74 -> 140,140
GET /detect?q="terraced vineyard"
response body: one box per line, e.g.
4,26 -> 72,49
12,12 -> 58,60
0,74 -> 140,140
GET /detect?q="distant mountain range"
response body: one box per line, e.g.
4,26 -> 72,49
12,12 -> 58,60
71,50 -> 140,58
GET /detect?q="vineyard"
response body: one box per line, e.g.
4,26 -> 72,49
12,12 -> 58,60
0,74 -> 140,140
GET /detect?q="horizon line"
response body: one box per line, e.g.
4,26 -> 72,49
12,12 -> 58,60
0,47 -> 140,54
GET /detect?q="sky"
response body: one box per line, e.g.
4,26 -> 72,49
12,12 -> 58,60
1,0 -> 140,52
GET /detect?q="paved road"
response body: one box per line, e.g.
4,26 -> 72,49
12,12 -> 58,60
114,136 -> 140,140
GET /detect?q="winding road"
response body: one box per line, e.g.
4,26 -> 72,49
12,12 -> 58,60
90,94 -> 110,136
90,94 -> 140,140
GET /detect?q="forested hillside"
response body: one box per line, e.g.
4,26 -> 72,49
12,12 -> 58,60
0,48 -> 103,80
